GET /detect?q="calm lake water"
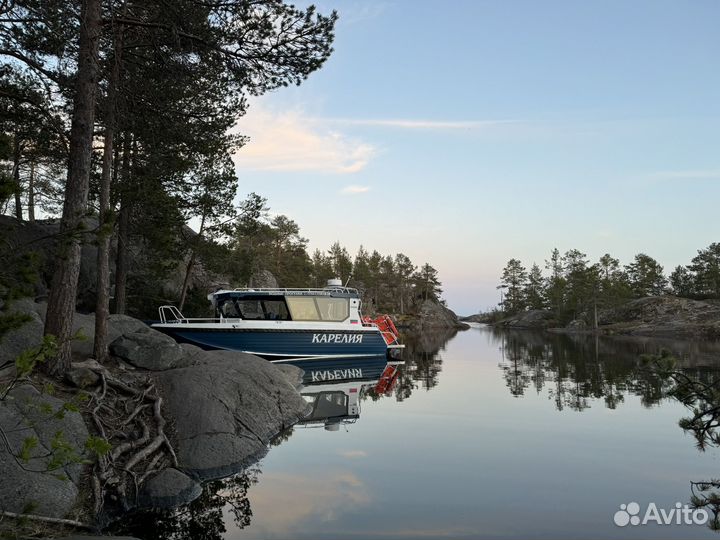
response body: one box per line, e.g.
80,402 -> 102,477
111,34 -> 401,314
117,325 -> 720,540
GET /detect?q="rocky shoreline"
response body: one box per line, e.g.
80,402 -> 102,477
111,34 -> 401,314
393,299 -> 470,331
0,293 -> 465,539
0,298 -> 309,538
462,296 -> 720,340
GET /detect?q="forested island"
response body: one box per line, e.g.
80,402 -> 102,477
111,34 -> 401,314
466,245 -> 720,338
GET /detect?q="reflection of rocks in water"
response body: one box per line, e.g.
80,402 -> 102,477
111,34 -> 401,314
393,329 -> 456,401
404,327 -> 458,355
111,468 -> 259,540
490,328 -> 720,411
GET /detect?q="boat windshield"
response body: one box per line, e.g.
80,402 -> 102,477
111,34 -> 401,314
285,296 -> 349,322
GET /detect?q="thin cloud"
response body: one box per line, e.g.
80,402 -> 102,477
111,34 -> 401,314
232,104 -> 511,174
233,106 -> 375,174
326,117 -> 515,130
338,449 -> 368,458
341,185 -> 370,195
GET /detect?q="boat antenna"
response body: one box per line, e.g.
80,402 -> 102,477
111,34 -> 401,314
344,272 -> 353,287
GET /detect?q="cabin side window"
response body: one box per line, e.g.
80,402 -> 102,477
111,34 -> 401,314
285,296 -> 321,321
237,300 -> 264,319
316,297 -> 350,322
262,299 -> 290,320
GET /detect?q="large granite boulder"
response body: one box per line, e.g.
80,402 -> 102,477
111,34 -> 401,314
248,269 -> 278,289
0,298 -> 155,366
274,363 -> 304,389
408,300 -> 469,330
68,312 -> 151,360
151,352 -> 310,481
0,385 -> 89,518
109,328 -> 184,371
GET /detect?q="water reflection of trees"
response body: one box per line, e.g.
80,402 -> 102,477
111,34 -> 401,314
643,352 -> 720,531
392,329 -> 457,401
491,329 -> 720,411
110,468 -> 259,540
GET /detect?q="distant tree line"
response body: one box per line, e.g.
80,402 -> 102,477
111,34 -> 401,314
183,192 -> 444,318
495,242 -> 720,324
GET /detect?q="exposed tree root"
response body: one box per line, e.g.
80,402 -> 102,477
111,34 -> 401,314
81,365 -> 178,517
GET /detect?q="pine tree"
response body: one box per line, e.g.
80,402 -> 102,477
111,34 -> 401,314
544,248 -> 566,318
689,243 -> 720,298
394,253 -> 415,315
498,258 -> 527,314
328,242 -> 352,284
524,263 -> 546,310
416,263 -> 442,302
670,265 -> 695,298
625,253 -> 667,297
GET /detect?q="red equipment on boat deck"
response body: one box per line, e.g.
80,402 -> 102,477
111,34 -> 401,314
362,315 -> 400,346
374,364 -> 400,395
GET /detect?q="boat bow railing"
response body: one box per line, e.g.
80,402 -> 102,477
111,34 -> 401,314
158,305 -> 223,324
158,305 -> 184,323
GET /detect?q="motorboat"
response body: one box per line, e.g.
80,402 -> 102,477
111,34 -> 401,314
151,279 -> 404,365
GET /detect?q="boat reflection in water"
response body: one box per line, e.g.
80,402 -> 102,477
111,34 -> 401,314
297,358 -> 402,431
109,355 -> 403,540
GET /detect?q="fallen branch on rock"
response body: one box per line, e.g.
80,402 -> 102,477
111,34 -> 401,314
0,510 -> 93,530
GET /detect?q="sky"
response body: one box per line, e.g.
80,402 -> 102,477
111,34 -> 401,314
230,0 -> 720,315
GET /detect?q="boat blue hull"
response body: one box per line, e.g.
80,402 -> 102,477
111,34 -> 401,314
154,326 -> 388,360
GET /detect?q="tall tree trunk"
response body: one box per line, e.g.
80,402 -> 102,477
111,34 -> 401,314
43,0 -> 102,377
93,28 -> 123,362
593,299 -> 598,330
27,160 -> 35,222
178,213 -> 206,312
12,137 -> 22,221
114,135 -> 131,314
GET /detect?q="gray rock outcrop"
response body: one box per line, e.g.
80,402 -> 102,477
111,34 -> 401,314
109,329 -> 184,371
1,298 -> 313,521
408,300 -> 470,330
594,296 -> 720,338
274,363 -> 304,389
151,351 -> 310,481
248,269 -> 278,289
0,216 -> 100,311
0,385 -> 89,518
495,309 -> 558,329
